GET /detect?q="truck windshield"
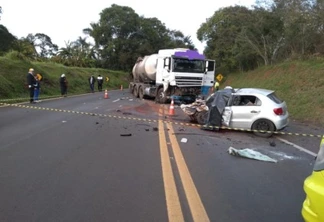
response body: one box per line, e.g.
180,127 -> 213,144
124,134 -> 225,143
172,58 -> 204,73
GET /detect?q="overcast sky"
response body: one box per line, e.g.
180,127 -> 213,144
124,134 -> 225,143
1,0 -> 255,53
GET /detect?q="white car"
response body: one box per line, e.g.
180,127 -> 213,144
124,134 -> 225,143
181,88 -> 289,137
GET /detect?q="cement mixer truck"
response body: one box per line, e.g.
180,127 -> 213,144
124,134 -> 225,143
129,48 -> 215,103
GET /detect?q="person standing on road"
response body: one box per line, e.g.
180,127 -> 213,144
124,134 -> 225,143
213,81 -> 220,92
33,73 -> 41,102
60,74 -> 68,97
97,75 -> 103,92
89,75 -> 96,93
26,68 -> 36,103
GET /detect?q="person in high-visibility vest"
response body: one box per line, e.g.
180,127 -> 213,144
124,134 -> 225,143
214,81 -> 220,92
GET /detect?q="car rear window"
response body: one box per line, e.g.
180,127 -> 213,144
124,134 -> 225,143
267,93 -> 283,104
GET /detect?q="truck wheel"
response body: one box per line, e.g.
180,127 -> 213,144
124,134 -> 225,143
133,85 -> 139,98
157,87 -> 167,104
195,111 -> 208,125
138,86 -> 144,99
129,83 -> 133,93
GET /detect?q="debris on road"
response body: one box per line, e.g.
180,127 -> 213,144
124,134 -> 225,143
181,138 -> 188,143
145,129 -> 150,131
269,141 -> 276,147
113,99 -> 120,103
129,99 -> 133,101
178,127 -> 185,131
95,122 -> 99,124
228,147 -> 277,163
153,127 -> 158,131
116,109 -> 121,112
122,112 -> 132,115
120,133 -> 132,137
62,120 -> 67,123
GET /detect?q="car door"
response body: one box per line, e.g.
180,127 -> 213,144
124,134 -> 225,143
229,95 -> 261,129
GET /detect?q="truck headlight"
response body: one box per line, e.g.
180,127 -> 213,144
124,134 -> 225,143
314,138 -> 324,171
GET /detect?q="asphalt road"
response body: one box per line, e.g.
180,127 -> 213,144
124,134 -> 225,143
0,90 -> 321,222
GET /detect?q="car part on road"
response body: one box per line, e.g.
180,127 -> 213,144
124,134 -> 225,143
228,147 -> 277,163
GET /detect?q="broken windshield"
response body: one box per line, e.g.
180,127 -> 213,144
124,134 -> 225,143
172,58 -> 204,73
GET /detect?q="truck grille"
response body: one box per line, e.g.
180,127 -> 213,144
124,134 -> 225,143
175,76 -> 203,87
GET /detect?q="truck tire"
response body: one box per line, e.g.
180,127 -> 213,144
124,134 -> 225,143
133,85 -> 139,98
138,86 -> 144,99
129,83 -> 133,93
157,87 -> 167,104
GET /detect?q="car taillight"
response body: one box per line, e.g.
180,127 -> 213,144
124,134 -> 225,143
273,107 -> 283,115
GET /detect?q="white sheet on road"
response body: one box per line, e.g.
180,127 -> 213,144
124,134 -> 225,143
228,147 -> 277,163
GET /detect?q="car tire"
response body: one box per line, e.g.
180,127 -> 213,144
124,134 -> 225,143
252,119 -> 275,138
195,111 -> 208,125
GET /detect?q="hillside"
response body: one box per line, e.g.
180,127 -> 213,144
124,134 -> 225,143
1,56 -> 323,126
0,56 -> 129,102
222,58 -> 324,125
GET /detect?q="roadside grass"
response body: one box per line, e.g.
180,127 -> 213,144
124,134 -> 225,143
0,57 -> 129,103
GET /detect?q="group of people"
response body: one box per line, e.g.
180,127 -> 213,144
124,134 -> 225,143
26,68 -> 68,103
26,68 -> 42,103
88,75 -> 104,93
26,69 -> 106,103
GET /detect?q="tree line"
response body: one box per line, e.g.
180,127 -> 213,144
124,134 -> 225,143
1,1 -> 324,74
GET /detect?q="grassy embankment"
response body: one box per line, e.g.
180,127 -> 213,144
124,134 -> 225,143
222,58 -> 324,126
0,55 -> 323,125
0,55 -> 129,103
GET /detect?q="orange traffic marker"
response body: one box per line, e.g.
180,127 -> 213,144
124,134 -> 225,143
104,89 -> 109,99
169,98 -> 175,115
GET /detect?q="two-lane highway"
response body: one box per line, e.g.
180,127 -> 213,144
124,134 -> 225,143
0,90 -> 318,221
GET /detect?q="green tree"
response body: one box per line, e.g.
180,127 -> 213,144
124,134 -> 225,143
85,4 -> 196,70
0,25 -> 16,55
198,6 -> 259,72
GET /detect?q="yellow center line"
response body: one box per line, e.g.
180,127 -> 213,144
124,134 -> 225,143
158,109 -> 184,222
167,122 -> 210,222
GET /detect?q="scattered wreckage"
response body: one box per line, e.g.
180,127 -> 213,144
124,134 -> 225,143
180,87 -> 289,137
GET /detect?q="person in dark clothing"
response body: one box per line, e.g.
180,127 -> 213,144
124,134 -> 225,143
89,75 -> 96,93
60,74 -> 68,97
33,73 -> 41,102
97,75 -> 103,92
26,68 -> 36,103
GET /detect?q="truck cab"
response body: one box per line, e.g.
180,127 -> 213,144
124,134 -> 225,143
155,48 -> 215,103
130,48 -> 215,104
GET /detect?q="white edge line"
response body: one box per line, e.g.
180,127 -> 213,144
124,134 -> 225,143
276,136 -> 317,157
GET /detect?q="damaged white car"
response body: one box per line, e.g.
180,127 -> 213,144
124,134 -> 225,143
180,87 -> 289,137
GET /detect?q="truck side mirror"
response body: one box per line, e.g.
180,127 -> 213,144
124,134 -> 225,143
164,58 -> 170,72
204,61 -> 209,74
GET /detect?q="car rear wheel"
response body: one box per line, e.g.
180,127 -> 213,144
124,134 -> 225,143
252,119 -> 275,138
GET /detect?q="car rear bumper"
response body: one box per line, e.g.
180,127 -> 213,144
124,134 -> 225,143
302,171 -> 324,222
273,117 -> 289,130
